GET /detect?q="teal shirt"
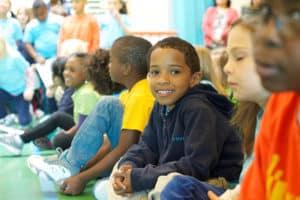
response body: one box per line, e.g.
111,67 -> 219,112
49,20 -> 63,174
23,13 -> 63,58
98,13 -> 130,49
0,51 -> 29,95
0,17 -> 23,50
72,82 -> 100,123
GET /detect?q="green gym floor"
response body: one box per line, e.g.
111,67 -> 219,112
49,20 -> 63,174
0,136 -> 95,200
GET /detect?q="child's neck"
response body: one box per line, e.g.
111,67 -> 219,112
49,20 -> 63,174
217,5 -> 228,10
75,10 -> 85,16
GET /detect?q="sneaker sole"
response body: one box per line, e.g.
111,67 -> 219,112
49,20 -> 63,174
27,155 -> 67,185
0,141 -> 22,155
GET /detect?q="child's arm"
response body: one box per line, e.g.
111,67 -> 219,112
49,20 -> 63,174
24,43 -> 46,64
111,11 -> 131,35
59,129 -> 140,195
23,65 -> 36,101
64,114 -> 86,135
89,16 -> 100,53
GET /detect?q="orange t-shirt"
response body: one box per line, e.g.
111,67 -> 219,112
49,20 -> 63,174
239,91 -> 300,200
58,13 -> 99,55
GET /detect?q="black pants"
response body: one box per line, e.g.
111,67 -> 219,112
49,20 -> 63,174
21,111 -> 75,149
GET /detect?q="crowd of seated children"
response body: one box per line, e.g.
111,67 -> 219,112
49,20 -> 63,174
26,36 -> 154,197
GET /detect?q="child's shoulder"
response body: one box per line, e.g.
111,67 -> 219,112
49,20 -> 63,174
179,84 -> 233,116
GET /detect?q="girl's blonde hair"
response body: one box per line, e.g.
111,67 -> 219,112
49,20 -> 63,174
60,39 -> 88,57
229,19 -> 261,158
194,46 -> 227,96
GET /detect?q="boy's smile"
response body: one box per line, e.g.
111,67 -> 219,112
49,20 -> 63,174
148,48 -> 199,110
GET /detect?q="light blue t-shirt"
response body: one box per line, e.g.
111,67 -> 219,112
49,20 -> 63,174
0,17 -> 23,50
239,110 -> 264,182
23,13 -> 63,59
98,13 -> 130,49
0,51 -> 29,95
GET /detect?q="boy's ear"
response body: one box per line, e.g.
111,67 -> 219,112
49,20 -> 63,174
122,63 -> 132,76
190,72 -> 202,87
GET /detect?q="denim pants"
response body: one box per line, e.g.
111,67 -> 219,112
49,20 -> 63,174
0,89 -> 31,126
63,96 -> 124,175
160,175 -> 225,200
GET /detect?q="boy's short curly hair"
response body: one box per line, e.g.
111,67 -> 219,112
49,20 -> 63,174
112,36 -> 152,76
87,48 -> 125,95
147,37 -> 200,74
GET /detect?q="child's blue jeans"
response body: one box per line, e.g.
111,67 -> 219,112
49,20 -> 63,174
160,175 -> 226,200
0,89 -> 31,126
61,96 -> 124,175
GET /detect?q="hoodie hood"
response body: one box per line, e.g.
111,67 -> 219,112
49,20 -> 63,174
178,83 -> 234,118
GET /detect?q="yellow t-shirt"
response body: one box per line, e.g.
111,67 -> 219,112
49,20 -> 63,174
119,79 -> 154,132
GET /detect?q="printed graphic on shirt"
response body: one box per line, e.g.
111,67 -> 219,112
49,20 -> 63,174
267,155 -> 300,199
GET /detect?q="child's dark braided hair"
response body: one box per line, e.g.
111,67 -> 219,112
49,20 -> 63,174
52,56 -> 68,84
87,48 -> 125,95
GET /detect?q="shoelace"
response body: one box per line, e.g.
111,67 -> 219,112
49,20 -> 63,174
44,147 -> 63,164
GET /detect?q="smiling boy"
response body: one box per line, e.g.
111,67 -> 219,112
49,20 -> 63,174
107,37 -> 243,199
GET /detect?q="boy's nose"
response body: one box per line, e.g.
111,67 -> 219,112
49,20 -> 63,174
157,73 -> 170,85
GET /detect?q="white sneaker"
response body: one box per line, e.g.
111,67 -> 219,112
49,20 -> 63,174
27,155 -> 71,184
0,134 -> 23,155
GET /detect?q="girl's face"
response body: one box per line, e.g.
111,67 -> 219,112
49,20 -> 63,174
224,25 -> 269,106
16,8 -> 30,25
71,0 -> 86,15
108,0 -> 122,12
148,48 -> 200,110
0,0 -> 10,15
63,57 -> 86,89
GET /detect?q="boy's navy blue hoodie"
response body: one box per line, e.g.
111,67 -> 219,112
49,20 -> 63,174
118,83 -> 243,192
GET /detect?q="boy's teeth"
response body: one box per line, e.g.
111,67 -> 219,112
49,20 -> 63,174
158,90 -> 172,94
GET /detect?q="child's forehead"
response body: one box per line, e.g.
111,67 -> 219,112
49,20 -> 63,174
151,47 -> 185,60
66,57 -> 85,67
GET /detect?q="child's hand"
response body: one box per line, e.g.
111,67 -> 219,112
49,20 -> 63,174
60,175 -> 87,195
46,85 -> 56,98
208,191 -> 221,200
112,164 -> 133,196
208,187 -> 240,200
110,9 -> 121,21
23,89 -> 34,101
35,56 -> 46,64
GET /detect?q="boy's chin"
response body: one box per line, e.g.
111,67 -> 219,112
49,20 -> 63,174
261,80 -> 298,93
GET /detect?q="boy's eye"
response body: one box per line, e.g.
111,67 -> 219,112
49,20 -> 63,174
149,70 -> 159,77
170,69 -> 180,75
